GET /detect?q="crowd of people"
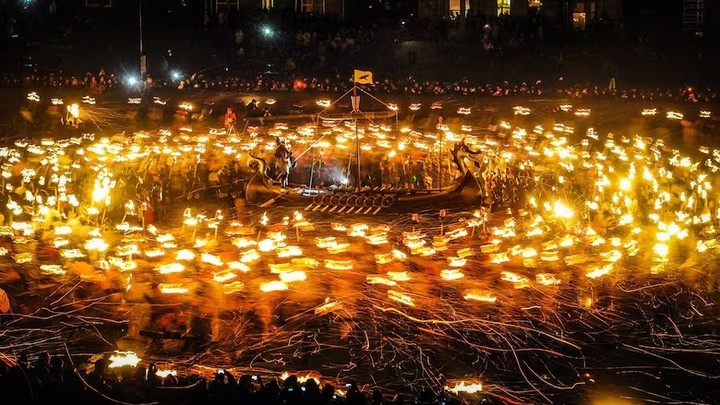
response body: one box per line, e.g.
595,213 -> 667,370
1,69 -> 716,104
0,352 -> 477,405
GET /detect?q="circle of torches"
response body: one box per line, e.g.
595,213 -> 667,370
4,97 -> 720,402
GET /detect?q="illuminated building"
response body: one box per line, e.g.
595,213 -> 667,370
417,0 -> 624,24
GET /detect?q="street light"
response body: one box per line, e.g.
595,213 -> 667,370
261,25 -> 274,38
139,0 -> 146,76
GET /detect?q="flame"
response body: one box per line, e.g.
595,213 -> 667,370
387,271 -> 411,281
175,249 -> 195,261
54,225 -> 73,235
315,300 -> 342,315
375,252 -> 395,265
279,371 -> 321,385
159,284 -> 190,294
445,380 -> 483,394
156,263 -> 184,274
223,281 -> 245,294
324,259 -> 353,270
227,261 -> 251,272
535,273 -> 561,286
388,290 -> 415,306
108,351 -> 141,368
145,249 -> 166,258
258,239 -> 276,252
440,269 -> 464,281
457,248 -> 475,258
233,237 -> 257,248
315,237 -> 338,248
330,223 -> 347,232
500,271 -> 530,288
260,280 -> 289,292
213,270 -> 237,283
447,257 -> 467,267
40,264 -> 66,275
489,252 -> 510,264
277,246 -> 303,257
241,249 -> 261,263
85,238 -> 109,252
366,275 -> 397,286
463,290 -> 497,302
155,369 -> 178,378
279,270 -> 307,283
586,263 -> 614,279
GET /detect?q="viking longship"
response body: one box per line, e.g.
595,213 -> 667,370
244,84 -> 484,214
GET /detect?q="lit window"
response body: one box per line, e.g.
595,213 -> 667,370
573,12 -> 586,30
450,0 -> 470,15
528,0 -> 542,7
497,0 -> 511,15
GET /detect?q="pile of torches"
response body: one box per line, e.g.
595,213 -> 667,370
5,96 -> 720,400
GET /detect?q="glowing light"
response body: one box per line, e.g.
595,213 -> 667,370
366,275 -> 397,286
388,290 -> 415,306
586,264 -> 614,279
108,351 -> 141,368
315,300 -> 342,315
500,271 -> 530,288
666,111 -> 684,120
260,280 -> 289,292
324,259 -> 353,270
85,238 -> 109,252
445,381 -> 482,394
156,263 -> 184,274
201,253 -> 224,266
159,284 -> 190,294
173,249 -> 194,261
279,270 -> 307,283
536,273 -> 561,286
387,271 -> 411,281
642,108 -> 657,116
513,106 -> 531,115
156,369 -> 178,378
440,269 -> 464,281
463,290 -> 497,302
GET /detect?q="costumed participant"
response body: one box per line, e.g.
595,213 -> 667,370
224,107 -> 237,134
274,137 -> 294,188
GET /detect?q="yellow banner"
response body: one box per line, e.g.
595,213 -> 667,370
353,70 -> 373,85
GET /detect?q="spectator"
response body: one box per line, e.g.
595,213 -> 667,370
224,107 -> 237,134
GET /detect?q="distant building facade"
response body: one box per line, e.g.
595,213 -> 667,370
84,0 -> 112,7
206,0 -> 345,17
418,0 -> 624,27
77,0 -> 717,33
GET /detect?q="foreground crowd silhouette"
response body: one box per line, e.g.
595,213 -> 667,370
0,352 -> 485,405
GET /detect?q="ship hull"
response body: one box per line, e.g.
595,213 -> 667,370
245,171 -> 483,214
